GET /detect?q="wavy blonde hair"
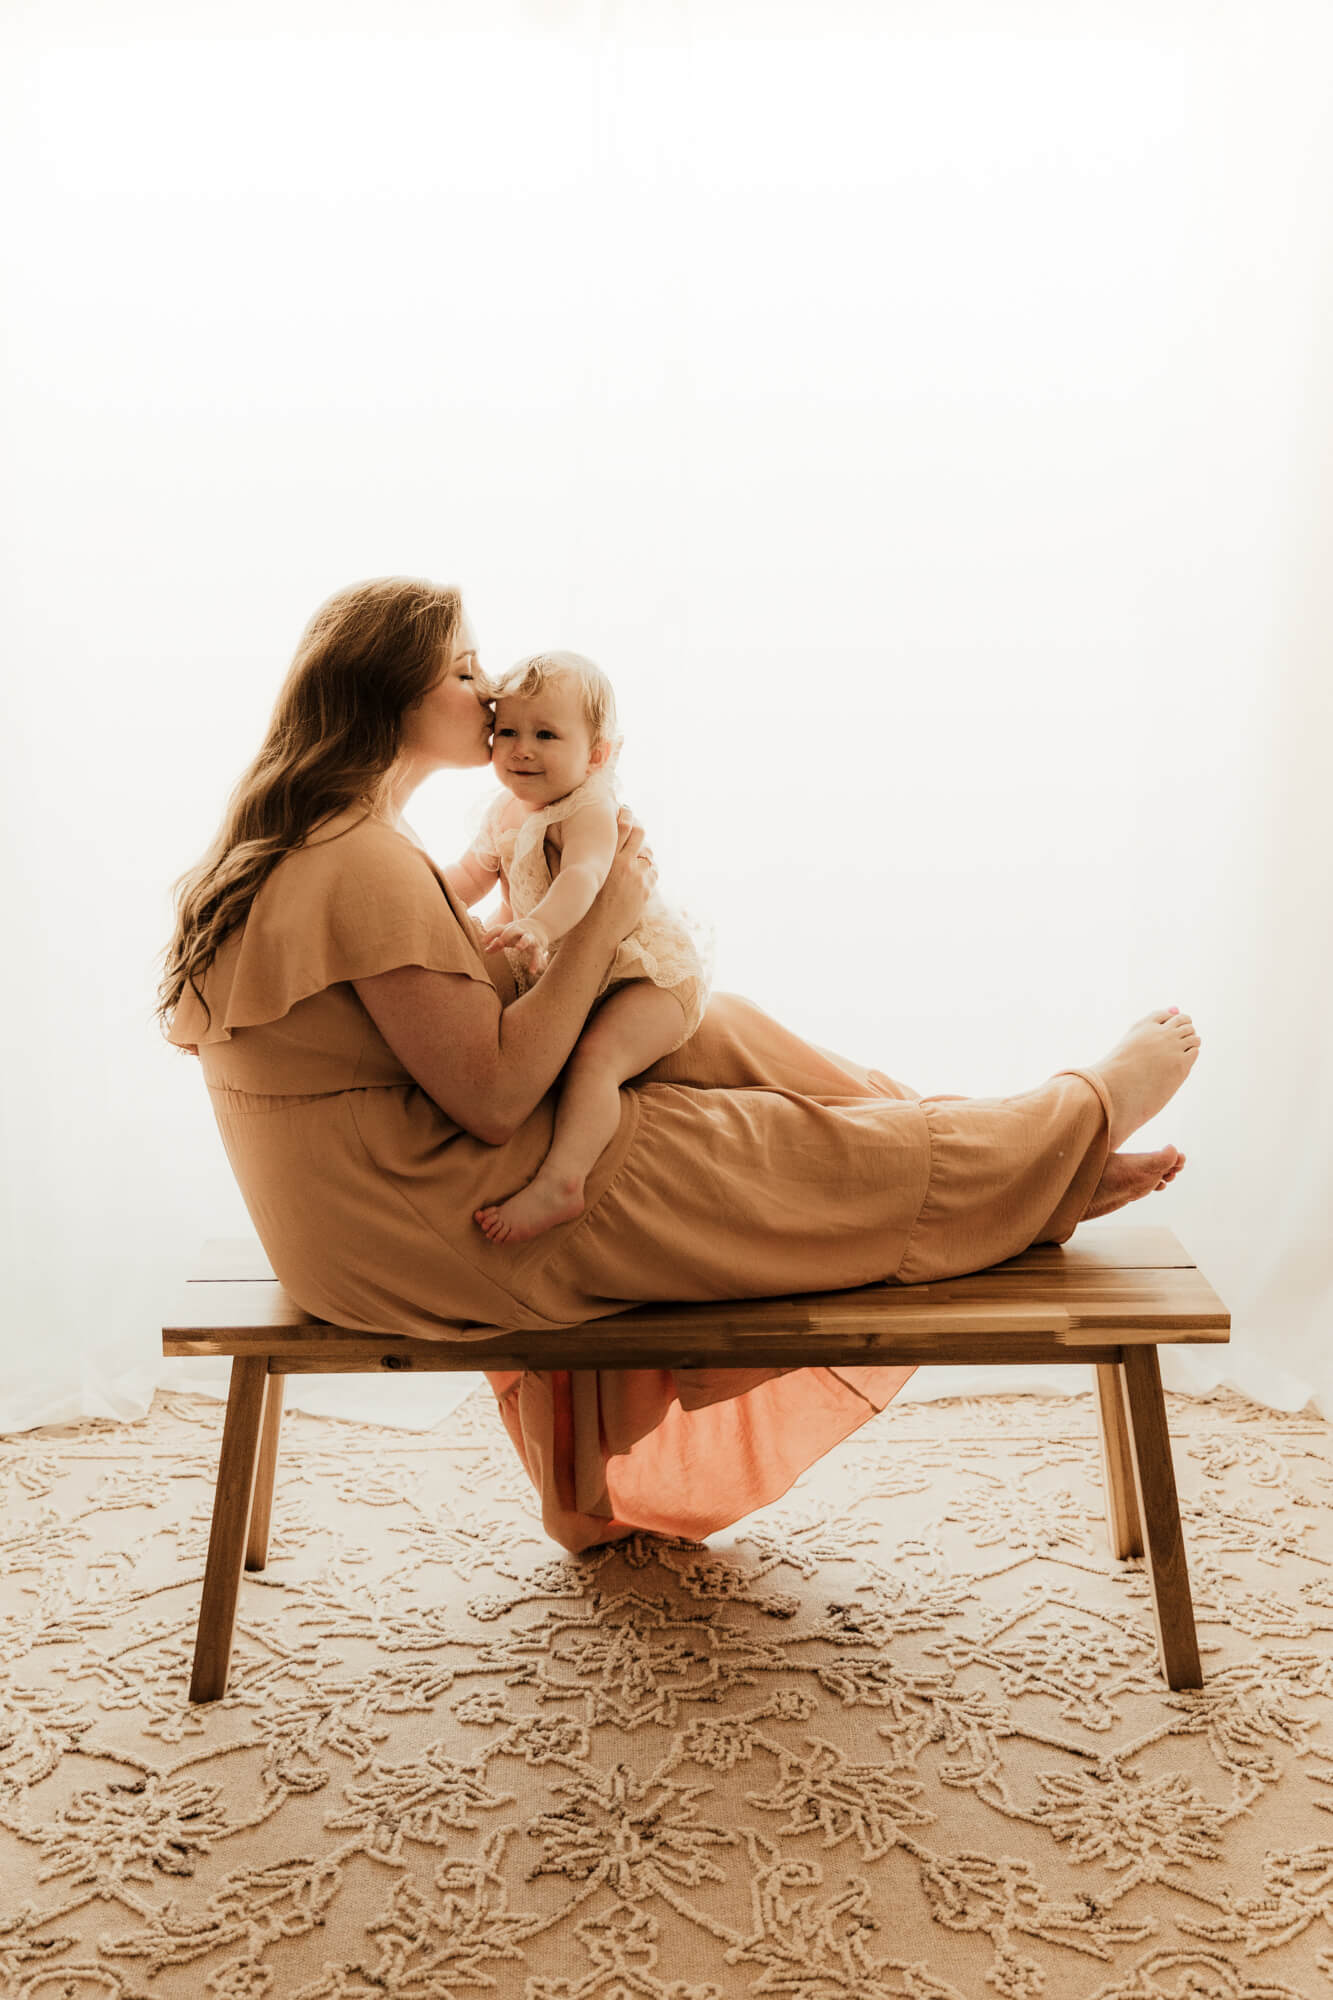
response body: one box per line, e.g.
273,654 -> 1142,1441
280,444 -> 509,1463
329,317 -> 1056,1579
488,649 -> 619,751
156,576 -> 466,1040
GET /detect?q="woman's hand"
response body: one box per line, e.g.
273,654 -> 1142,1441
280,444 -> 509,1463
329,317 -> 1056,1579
594,806 -> 658,942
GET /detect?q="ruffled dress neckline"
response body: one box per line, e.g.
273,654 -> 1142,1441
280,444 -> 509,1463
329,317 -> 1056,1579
508,767 -> 620,873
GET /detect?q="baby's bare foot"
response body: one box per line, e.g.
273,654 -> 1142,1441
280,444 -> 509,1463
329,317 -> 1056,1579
1093,1007 -> 1202,1150
1081,1145 -> 1185,1220
474,1172 -> 586,1246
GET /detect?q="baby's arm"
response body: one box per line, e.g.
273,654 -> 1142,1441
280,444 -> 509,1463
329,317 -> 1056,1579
525,799 -> 620,941
482,799 -> 620,967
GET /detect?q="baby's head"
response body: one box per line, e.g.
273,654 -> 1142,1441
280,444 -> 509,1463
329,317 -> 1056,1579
484,649 -> 620,809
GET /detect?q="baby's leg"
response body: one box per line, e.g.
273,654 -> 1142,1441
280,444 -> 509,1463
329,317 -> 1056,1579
474,982 -> 688,1246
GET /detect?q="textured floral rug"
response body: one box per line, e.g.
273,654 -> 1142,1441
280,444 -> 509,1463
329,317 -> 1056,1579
2,1378 -> 1332,2000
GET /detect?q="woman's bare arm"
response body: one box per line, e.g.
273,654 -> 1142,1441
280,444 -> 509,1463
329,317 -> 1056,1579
353,815 -> 654,1145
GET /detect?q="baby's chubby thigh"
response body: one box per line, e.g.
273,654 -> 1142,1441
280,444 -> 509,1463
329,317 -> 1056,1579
573,978 -> 692,1087
633,990 -> 924,1102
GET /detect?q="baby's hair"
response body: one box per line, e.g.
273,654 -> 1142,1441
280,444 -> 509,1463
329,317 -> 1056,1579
484,649 -> 618,751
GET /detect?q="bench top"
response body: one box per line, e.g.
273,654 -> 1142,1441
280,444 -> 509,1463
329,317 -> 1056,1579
163,1225 -> 1229,1373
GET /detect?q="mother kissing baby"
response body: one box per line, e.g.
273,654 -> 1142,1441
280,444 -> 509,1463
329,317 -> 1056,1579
160,578 -> 1199,1550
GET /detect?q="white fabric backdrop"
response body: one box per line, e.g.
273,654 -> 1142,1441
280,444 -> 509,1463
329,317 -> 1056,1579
3,0 -> 1329,1433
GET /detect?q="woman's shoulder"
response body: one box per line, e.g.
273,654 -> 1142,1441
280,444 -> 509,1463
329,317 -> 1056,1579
296,801 -> 418,858
264,804 -> 435,895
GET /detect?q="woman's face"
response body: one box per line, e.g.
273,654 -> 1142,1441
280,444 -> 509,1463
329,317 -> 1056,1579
401,615 -> 494,771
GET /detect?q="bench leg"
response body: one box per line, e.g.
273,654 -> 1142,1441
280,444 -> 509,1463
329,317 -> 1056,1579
189,1356 -> 268,1704
245,1375 -> 285,1572
1094,1361 -> 1144,1557
1118,1345 -> 1203,1690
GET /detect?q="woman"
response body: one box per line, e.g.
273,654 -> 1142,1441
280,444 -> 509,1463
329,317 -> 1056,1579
158,577 -> 1201,1551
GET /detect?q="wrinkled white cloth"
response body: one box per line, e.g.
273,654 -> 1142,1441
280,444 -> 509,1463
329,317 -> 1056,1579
466,767 -> 713,1050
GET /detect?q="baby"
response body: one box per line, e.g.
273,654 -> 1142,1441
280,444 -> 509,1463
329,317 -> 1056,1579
443,650 -> 712,1245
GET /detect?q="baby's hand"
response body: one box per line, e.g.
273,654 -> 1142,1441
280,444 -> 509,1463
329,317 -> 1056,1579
482,917 -> 551,977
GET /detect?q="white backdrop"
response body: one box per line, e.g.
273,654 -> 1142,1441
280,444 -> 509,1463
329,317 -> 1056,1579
3,0 -> 1329,1433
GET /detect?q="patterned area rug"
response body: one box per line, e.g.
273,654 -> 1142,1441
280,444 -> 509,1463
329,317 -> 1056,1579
2,1380 -> 1332,2000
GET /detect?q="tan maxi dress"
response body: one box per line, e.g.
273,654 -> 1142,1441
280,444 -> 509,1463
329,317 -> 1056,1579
169,804 -> 1114,1552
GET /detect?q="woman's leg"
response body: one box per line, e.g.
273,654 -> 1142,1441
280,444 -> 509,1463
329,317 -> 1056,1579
488,1008 -> 1201,1555
638,990 -> 927,1101
474,982 -> 690,1246
897,1008 -> 1201,1275
644,994 -> 1198,1232
524,1010 -> 1202,1308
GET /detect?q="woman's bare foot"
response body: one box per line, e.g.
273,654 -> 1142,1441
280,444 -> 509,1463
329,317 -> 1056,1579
1092,1007 -> 1202,1150
474,1171 -> 586,1245
1081,1145 -> 1185,1220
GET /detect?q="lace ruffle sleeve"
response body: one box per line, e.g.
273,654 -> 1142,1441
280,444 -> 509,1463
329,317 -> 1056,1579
462,789 -> 510,872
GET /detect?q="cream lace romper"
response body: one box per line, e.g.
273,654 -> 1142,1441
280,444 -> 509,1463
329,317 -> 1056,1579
466,769 -> 713,1055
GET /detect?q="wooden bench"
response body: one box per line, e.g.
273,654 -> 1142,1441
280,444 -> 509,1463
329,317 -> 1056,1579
164,1223 -> 1229,1702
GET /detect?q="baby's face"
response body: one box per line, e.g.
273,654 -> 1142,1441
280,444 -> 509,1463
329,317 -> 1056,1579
490,677 -> 599,809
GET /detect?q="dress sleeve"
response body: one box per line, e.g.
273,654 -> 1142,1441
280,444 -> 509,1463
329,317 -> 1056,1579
168,812 -> 497,1047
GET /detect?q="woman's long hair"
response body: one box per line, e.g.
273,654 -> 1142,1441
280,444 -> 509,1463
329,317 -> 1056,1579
156,576 -> 466,1039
